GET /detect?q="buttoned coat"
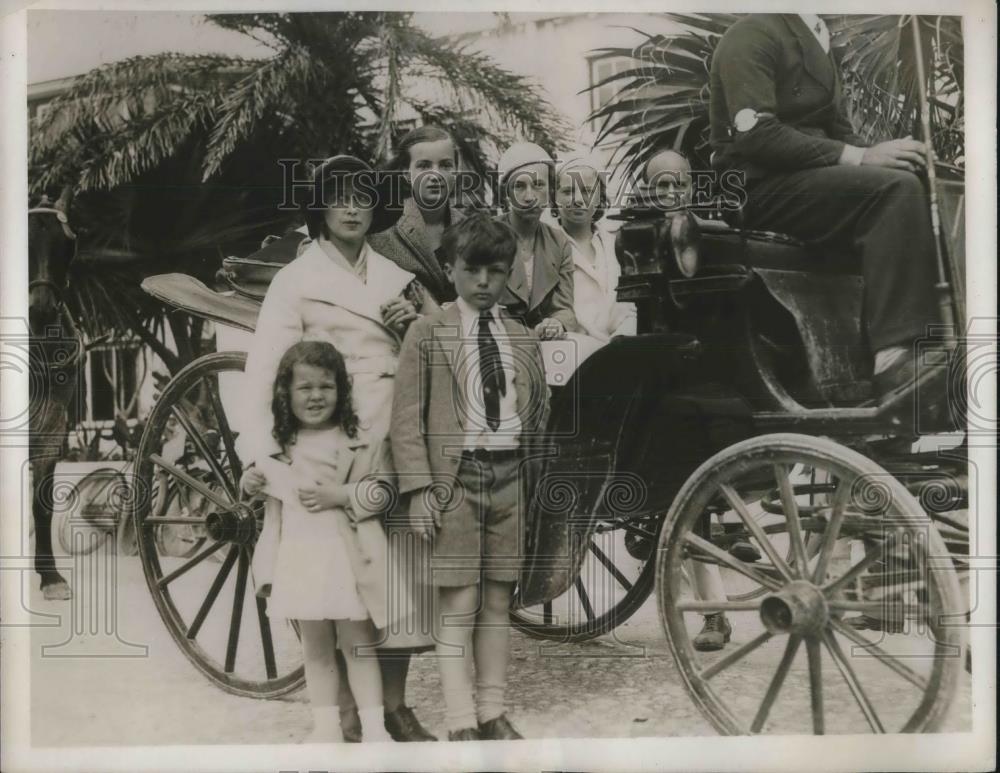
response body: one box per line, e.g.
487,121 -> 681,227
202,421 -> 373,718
390,304 -> 551,507
709,14 -> 866,179
367,198 -> 466,305
494,212 -> 580,333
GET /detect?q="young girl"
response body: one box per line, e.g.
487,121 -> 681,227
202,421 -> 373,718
242,340 -> 396,743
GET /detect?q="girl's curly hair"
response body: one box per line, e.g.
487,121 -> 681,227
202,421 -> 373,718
270,341 -> 359,449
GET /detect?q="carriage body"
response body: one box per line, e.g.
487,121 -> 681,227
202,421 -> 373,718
133,203 -> 969,732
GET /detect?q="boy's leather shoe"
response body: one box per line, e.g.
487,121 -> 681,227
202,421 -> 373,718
478,714 -> 523,740
385,705 -> 437,742
447,727 -> 481,741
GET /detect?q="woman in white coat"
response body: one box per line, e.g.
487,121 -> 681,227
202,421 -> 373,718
242,156 -> 439,742
553,156 -> 637,343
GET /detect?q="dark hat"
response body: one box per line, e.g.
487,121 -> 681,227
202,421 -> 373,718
302,155 -> 403,239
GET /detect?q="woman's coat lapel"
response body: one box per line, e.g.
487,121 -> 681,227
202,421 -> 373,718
298,241 -> 411,337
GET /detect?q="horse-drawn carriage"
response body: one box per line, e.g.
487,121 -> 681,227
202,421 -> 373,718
131,188 -> 969,735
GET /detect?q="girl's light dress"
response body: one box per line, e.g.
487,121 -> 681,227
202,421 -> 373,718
265,426 -> 369,622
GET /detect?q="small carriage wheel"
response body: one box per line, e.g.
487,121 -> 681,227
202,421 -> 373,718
151,472 -> 216,559
54,469 -> 121,556
656,434 -> 964,735
132,351 -> 304,699
510,514 -> 659,643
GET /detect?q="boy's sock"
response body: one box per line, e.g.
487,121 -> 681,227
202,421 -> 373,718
359,706 -> 394,742
475,678 -> 506,725
306,705 -> 343,743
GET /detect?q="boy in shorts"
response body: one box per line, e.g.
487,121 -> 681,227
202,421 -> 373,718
391,213 -> 550,741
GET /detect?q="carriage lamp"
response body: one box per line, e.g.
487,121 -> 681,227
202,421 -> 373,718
614,209 -> 701,280
668,210 -> 701,279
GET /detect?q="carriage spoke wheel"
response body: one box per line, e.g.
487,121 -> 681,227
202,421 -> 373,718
510,513 -> 658,642
656,434 -> 963,735
132,351 -> 304,698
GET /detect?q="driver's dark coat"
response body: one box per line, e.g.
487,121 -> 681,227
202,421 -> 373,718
709,14 -> 866,178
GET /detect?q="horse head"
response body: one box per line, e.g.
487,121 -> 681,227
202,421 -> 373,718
28,185 -> 77,335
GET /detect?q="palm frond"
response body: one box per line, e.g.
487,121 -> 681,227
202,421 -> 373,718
393,24 -> 571,154
587,12 -> 964,180
201,44 -> 315,180
830,14 -> 963,161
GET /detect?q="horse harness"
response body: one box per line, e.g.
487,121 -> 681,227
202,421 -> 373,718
28,204 -> 86,373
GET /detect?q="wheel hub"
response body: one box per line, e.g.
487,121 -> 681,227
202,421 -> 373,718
205,504 -> 256,546
759,580 -> 829,636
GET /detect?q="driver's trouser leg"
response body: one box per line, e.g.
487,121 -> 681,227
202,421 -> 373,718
744,165 -> 940,352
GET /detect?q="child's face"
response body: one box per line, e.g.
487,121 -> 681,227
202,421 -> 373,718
506,162 -> 550,222
446,254 -> 512,311
322,180 -> 374,245
408,139 -> 456,209
289,362 -> 339,429
644,151 -> 692,209
555,165 -> 600,227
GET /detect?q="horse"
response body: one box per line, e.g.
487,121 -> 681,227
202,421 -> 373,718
28,187 -> 85,600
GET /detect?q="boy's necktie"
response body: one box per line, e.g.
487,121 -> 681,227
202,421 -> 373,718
478,311 -> 506,431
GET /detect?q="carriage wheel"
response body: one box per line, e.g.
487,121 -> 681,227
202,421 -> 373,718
54,468 -> 121,556
132,351 -> 304,699
656,433 -> 964,735
510,513 -> 658,642
719,467 -> 827,603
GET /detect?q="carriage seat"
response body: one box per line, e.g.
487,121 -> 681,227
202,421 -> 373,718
695,214 -> 861,276
219,229 -> 309,300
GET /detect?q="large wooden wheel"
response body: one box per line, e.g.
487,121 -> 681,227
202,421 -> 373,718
657,433 -> 964,735
132,351 -> 304,698
510,513 -> 659,642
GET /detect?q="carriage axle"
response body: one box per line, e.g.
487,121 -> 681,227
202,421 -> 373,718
204,504 -> 257,545
759,580 -> 830,636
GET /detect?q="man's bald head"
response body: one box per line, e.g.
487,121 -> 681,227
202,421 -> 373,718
643,149 -> 692,209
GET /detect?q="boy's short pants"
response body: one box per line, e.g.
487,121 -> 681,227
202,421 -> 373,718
431,449 -> 526,587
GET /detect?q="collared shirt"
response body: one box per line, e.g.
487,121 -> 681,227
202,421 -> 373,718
798,13 -> 830,54
319,238 -> 370,283
454,296 -> 521,450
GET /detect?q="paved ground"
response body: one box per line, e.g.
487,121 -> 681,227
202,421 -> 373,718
24,542 -> 971,747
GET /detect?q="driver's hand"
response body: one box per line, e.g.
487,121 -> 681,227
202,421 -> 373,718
861,137 -> 928,172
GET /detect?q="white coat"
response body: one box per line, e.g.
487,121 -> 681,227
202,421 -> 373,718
240,239 -> 414,465
565,227 -> 637,343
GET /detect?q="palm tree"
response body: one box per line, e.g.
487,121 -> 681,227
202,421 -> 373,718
587,13 -> 963,178
30,11 -> 571,372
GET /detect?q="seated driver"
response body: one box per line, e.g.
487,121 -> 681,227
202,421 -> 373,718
709,13 -> 947,406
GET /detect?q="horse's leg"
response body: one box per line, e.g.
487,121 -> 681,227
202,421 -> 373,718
32,458 -> 72,600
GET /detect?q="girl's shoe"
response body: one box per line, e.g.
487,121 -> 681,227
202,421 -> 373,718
384,705 -> 437,742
